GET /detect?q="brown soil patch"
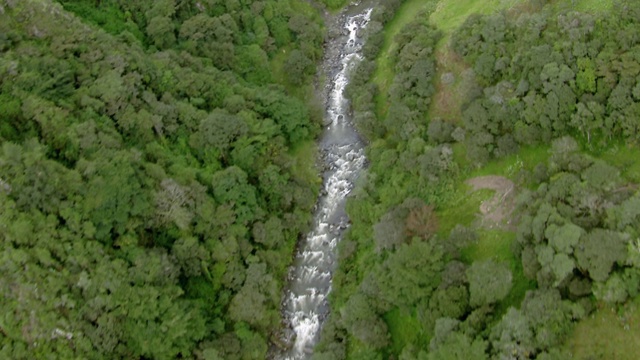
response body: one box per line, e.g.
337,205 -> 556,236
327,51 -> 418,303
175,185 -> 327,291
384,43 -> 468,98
465,175 -> 516,230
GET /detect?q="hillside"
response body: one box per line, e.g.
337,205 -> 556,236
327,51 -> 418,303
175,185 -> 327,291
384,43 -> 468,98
315,0 -> 640,359
2,0 -> 640,359
0,0 -> 324,359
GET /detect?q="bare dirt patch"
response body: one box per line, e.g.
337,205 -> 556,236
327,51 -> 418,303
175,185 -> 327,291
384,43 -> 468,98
465,175 -> 516,230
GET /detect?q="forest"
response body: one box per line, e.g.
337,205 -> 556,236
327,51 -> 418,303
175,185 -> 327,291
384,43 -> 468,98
0,0 -> 324,358
315,0 -> 640,359
1,0 -> 640,359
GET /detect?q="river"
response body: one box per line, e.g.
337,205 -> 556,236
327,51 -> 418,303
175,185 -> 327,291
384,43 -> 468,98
272,3 -> 374,359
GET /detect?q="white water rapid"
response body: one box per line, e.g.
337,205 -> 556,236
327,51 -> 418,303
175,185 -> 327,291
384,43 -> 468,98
274,6 -> 373,360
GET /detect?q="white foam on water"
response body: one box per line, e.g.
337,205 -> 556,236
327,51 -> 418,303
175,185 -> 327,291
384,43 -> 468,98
276,7 -> 373,360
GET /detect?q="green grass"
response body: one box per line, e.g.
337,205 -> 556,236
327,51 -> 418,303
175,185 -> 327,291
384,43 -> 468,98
468,145 -> 551,180
430,0 -> 525,33
460,229 -> 515,263
550,0 -> 615,13
437,187 -> 494,236
564,298 -> 640,360
592,142 -> 640,183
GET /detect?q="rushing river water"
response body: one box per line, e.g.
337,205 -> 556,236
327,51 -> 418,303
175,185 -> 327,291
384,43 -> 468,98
273,4 -> 373,360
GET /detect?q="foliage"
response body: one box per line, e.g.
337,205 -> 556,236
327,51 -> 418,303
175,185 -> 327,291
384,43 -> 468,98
451,0 -> 640,164
322,0 -> 640,359
0,0 -> 324,358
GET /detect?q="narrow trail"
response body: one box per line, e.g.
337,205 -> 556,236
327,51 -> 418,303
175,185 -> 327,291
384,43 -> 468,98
271,3 -> 376,359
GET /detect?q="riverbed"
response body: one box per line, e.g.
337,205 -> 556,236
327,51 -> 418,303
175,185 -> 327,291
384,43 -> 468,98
272,2 -> 375,359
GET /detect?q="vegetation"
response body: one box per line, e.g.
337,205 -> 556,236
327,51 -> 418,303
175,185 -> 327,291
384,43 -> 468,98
315,0 -> 640,359
0,0 -> 324,358
3,0 -> 640,359
564,297 -> 640,360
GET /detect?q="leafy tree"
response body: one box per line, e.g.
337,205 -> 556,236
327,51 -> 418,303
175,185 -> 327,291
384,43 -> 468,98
228,263 -> 278,331
575,228 -> 628,282
339,293 -> 389,349
466,260 -> 513,307
211,166 -> 262,225
146,16 -> 176,49
370,241 -> 444,310
235,45 -> 271,84
490,308 -> 535,359
285,49 -> 314,85
428,331 -> 487,360
373,206 -> 408,252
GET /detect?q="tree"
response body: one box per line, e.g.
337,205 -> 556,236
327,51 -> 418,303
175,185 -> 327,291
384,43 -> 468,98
228,263 -> 278,331
80,151 -> 151,244
154,178 -> 194,230
428,331 -> 487,360
252,216 -> 285,249
490,307 -> 534,359
235,45 -> 270,84
373,207 -> 407,252
369,241 -> 445,310
545,222 -> 583,254
405,203 -> 439,240
576,58 -> 597,94
575,228 -> 628,282
339,293 -> 389,349
145,15 -> 174,48
285,49 -> 313,85
520,289 -> 576,350
211,166 -> 262,225
191,109 -> 248,161
466,260 -> 512,307
254,89 -> 313,145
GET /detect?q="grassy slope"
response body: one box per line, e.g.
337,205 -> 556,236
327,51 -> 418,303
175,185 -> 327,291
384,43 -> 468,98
429,0 -> 524,32
564,298 -> 640,360
551,0 -> 614,12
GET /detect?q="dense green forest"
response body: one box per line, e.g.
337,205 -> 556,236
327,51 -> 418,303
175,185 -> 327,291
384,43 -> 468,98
3,0 -> 640,359
314,0 -> 640,359
0,0 -> 324,358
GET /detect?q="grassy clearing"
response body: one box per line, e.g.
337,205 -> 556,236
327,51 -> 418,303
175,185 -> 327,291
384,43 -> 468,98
469,146 -> 550,181
591,142 -> 640,183
427,0 -> 533,123
437,187 -> 494,236
550,0 -> 615,13
372,0 -> 529,119
437,147 -> 549,240
430,0 -> 525,33
461,229 -> 515,263
564,298 -> 640,360
437,146 -> 548,314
